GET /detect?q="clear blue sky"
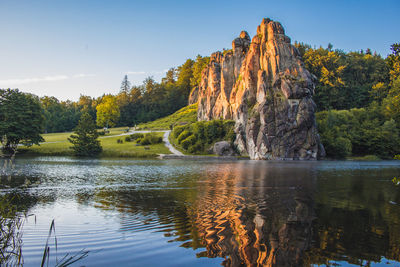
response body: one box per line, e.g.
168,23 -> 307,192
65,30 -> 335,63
0,0 -> 399,101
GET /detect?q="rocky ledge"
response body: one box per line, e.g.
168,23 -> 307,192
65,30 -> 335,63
190,18 -> 325,160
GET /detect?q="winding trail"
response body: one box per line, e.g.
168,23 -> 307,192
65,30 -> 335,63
39,129 -> 184,156
128,130 -> 184,156
162,130 -> 184,156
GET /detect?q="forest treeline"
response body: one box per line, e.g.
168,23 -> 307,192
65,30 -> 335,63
294,43 -> 400,158
38,55 -> 209,133
3,42 -> 400,158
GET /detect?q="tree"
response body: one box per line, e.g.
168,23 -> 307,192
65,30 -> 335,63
190,55 -> 210,88
78,95 -> 97,120
40,96 -> 81,133
0,89 -> 44,155
176,59 -> 194,97
388,43 -> 400,82
68,112 -> 102,156
96,95 -> 120,128
120,75 -> 131,93
161,68 -> 176,84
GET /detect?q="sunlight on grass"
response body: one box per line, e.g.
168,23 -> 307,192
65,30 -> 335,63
138,104 -> 197,130
21,132 -> 170,157
40,127 -> 130,143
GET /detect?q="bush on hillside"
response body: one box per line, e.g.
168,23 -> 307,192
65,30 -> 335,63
130,133 -> 144,140
137,133 -> 163,145
171,119 -> 235,154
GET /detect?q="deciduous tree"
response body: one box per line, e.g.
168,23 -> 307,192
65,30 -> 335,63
0,89 -> 44,155
96,95 -> 120,128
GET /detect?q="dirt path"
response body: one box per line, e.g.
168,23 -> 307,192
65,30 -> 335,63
104,129 -> 184,156
162,130 -> 184,156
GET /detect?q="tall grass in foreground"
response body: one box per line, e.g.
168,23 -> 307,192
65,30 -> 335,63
1,158 -> 88,266
41,219 -> 89,267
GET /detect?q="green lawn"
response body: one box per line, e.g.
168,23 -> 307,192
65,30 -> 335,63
137,104 -> 197,130
41,127 -> 131,142
41,132 -> 73,142
21,132 -> 170,158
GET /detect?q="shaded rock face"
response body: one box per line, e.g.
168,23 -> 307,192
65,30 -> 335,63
212,141 -> 235,156
195,18 -> 324,160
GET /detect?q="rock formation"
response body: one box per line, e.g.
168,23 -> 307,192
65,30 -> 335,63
193,18 -> 325,160
212,141 -> 236,156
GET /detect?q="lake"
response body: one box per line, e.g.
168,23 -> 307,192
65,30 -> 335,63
1,157 -> 400,266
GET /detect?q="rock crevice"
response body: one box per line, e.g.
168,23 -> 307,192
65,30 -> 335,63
194,18 -> 325,160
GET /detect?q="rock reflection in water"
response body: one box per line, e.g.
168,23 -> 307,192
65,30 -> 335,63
91,161 -> 316,266
187,162 -> 315,266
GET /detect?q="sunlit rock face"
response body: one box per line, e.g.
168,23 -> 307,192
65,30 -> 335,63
187,162 -> 315,267
195,18 -> 325,160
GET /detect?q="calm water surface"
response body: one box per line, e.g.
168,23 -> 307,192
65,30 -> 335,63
1,157 -> 400,266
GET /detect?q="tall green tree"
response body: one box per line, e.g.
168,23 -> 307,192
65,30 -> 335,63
387,43 -> 400,82
190,55 -> 210,88
96,95 -> 120,128
68,112 -> 102,156
161,68 -> 177,84
0,89 -> 44,155
176,59 -> 194,98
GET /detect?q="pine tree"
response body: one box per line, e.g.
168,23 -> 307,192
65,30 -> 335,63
120,75 -> 131,93
68,112 -> 102,156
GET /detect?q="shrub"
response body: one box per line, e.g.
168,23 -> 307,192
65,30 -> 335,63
324,136 -> 352,159
181,138 -> 192,150
188,142 -> 203,154
177,130 -> 191,143
116,139 -> 123,144
125,136 -> 132,142
170,119 -> 236,154
139,138 -> 151,145
139,133 -> 163,145
98,131 -> 105,136
181,135 -> 196,149
395,155 -> 400,160
223,120 -> 235,143
172,126 -> 186,139
204,120 -> 222,143
130,133 -> 144,140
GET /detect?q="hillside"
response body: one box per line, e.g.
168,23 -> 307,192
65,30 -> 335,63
137,104 -> 197,130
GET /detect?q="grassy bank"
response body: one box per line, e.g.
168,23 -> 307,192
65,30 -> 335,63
20,131 -> 170,158
137,104 -> 197,130
41,127 -> 130,142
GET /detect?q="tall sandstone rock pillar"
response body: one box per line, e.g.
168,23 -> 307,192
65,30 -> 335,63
194,18 -> 325,160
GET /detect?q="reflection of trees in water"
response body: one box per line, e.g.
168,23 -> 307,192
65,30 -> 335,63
0,195 -> 24,266
305,168 -> 400,265
86,162 -> 400,266
91,162 -> 316,266
0,158 -> 45,265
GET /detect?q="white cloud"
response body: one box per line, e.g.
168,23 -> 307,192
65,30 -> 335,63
126,70 -> 167,75
72,73 -> 96,78
126,71 -> 146,75
0,74 -> 95,86
0,75 -> 68,85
